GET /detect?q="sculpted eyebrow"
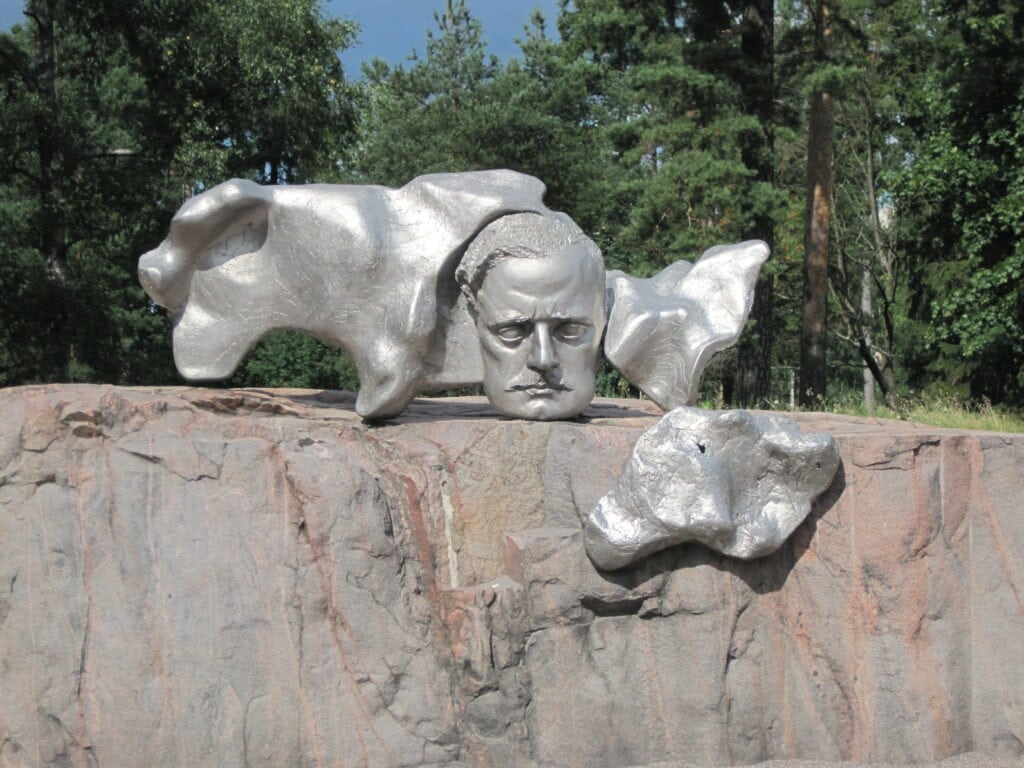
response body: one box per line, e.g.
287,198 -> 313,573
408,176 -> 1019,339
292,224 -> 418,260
488,314 -> 532,326
552,315 -> 592,324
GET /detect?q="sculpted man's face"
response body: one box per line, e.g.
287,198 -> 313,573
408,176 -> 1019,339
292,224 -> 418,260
473,245 -> 605,420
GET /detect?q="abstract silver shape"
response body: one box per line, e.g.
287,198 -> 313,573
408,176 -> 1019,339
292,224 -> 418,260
584,407 -> 840,571
138,170 -> 569,419
604,240 -> 770,410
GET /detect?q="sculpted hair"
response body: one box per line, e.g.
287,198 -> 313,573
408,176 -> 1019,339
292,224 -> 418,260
456,213 -> 605,302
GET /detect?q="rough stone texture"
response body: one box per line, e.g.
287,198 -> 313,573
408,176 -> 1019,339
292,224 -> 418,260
1,385 -> 1022,768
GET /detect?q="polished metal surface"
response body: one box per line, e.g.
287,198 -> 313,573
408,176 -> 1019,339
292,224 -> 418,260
456,213 -> 605,420
604,240 -> 770,410
584,406 -> 840,570
140,172 -> 769,421
138,171 -> 564,418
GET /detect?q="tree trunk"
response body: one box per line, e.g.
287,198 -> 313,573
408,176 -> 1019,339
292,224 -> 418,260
861,259 -> 876,413
862,109 -> 904,414
29,0 -> 70,380
30,0 -> 62,277
732,0 -> 775,407
799,0 -> 833,409
799,88 -> 833,407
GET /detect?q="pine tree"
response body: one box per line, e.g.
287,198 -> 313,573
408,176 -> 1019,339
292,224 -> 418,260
0,0 -> 359,386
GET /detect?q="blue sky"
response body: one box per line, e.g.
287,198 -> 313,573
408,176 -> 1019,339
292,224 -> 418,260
330,1 -> 562,74
0,1 -> 563,75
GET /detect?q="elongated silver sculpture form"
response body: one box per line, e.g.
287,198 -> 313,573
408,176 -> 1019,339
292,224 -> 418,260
138,170 -> 567,418
584,407 -> 840,570
138,170 -> 768,420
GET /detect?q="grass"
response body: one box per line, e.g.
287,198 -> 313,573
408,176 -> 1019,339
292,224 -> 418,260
697,385 -> 1024,433
819,392 -> 1024,433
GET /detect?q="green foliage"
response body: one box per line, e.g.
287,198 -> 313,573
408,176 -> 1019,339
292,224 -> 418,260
354,3 -> 607,223
227,331 -> 360,391
559,0 -> 782,273
891,0 -> 1024,404
166,0 -> 358,184
355,0 -> 501,184
0,0 -> 358,388
815,387 -> 1024,433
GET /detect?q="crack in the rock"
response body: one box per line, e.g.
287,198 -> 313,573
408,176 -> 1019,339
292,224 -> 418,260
852,439 -> 941,470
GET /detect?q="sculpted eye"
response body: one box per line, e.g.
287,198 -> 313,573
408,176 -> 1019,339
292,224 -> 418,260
555,322 -> 589,342
495,324 -> 529,345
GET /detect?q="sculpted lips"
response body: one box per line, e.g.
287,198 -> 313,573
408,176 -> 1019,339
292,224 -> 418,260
507,381 -> 571,394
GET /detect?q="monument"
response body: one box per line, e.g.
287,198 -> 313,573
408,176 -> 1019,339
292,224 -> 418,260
137,169 -> 769,419
136,169 -> 839,571
6,171 -> 1015,766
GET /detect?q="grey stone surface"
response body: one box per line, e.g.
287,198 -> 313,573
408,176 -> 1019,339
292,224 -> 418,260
2,385 -> 1023,768
604,240 -> 769,409
626,756 -> 1024,768
584,407 -> 840,570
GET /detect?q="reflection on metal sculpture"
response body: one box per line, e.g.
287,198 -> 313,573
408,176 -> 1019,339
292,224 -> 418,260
138,170 -> 566,419
603,241 -> 770,411
139,170 -> 769,421
139,171 -> 835,572
456,213 -> 606,420
584,407 -> 840,571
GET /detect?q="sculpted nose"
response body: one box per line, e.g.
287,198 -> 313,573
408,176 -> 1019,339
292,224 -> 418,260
527,324 -> 558,372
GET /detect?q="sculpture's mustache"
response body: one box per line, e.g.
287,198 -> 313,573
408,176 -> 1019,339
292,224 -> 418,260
506,380 -> 572,393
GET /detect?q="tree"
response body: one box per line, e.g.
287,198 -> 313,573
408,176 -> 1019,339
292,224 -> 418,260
830,91 -> 903,411
554,0 -> 786,405
778,0 -> 914,409
893,0 -> 1024,405
355,0 -> 502,184
731,0 -> 778,406
355,1 -> 606,220
558,0 -> 781,273
0,0 -> 358,386
823,0 -> 936,413
797,0 -> 835,407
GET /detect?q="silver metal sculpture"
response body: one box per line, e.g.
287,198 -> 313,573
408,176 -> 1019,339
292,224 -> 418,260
139,171 -> 837,571
584,407 -> 840,571
455,213 -> 606,420
138,171 -> 768,421
603,240 -> 769,410
138,170 -> 567,418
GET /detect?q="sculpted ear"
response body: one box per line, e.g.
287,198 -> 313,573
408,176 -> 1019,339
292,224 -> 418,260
138,179 -> 273,311
603,240 -> 769,409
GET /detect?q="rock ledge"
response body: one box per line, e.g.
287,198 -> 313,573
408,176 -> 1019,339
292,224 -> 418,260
1,385 -> 1022,768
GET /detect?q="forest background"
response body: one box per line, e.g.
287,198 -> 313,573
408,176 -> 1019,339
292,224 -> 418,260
1,0 -> 1021,422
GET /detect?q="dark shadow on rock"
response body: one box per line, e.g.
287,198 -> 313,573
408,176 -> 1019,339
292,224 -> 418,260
586,546 -> 681,589
282,389 -> 358,409
578,401 -> 664,421
719,458 -> 847,596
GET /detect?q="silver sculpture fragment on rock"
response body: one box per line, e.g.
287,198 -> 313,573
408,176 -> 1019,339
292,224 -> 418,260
138,171 -> 834,575
584,407 -> 840,571
138,170 -> 570,419
603,240 -> 769,411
